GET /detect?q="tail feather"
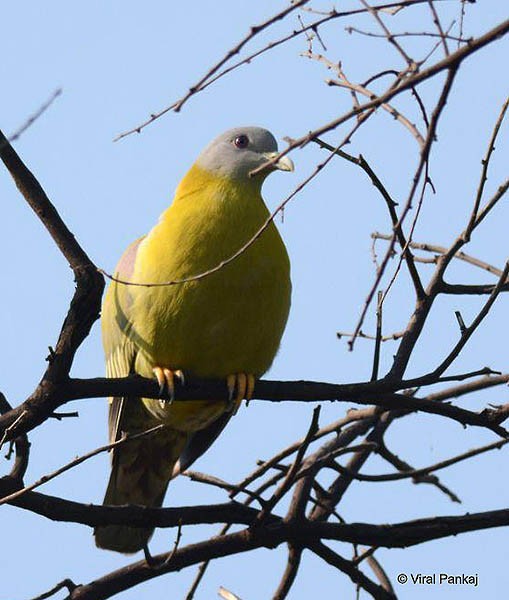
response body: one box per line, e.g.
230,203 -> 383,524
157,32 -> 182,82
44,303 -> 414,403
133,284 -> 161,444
94,428 -> 187,554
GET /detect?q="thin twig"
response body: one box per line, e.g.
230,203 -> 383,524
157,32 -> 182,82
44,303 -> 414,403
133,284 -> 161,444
218,587 -> 243,600
0,394 -> 29,482
114,0 -> 311,138
337,329 -> 404,342
353,546 -> 378,566
184,470 -> 286,599
432,261 -> 509,378
346,26 -> 468,43
376,442 -> 461,502
313,138 -> 424,299
372,232 -> 505,277
184,471 -> 266,507
234,408 -> 378,497
350,68 -> 458,350
371,291 -> 384,381
310,541 -> 395,599
114,0 -> 442,140
7,89 -> 62,143
250,19 -> 509,180
0,425 -> 165,506
334,437 -> 509,482
0,410 -> 27,451
257,406 -> 321,522
427,0 -> 450,56
360,0 -> 415,65
304,51 -> 424,146
465,96 -> 509,240
98,148 -> 338,289
27,579 -> 77,600
367,555 -> 395,595
272,544 -> 303,600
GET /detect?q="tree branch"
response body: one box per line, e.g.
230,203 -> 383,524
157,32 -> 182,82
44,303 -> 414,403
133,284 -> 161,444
0,129 -> 104,438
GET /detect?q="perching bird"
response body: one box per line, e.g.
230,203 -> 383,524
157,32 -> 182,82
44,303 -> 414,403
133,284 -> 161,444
94,127 -> 293,553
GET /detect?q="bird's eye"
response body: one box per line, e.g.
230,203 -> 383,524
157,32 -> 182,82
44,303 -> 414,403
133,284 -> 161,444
233,134 -> 249,149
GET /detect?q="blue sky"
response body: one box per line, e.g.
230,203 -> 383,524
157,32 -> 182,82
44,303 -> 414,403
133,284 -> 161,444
1,2 -> 508,599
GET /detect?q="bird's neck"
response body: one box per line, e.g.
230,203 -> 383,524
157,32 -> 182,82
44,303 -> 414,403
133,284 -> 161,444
173,163 -> 263,203
152,163 -> 271,260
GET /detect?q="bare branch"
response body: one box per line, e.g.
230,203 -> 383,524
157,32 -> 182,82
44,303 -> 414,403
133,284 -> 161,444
257,406 -> 321,522
4,7 -> 509,600
303,51 -> 425,146
0,425 -> 165,507
7,88 -> 62,143
113,0 -> 311,139
335,437 -> 509,482
360,0 -> 415,66
465,96 -> 509,239
0,129 -> 104,440
426,0 -> 450,56
313,139 -> 425,298
252,18 -> 509,177
272,544 -> 302,600
372,232 -> 505,277
0,393 -> 29,482
115,0 -> 446,140
309,541 -> 396,599
351,67 -> 458,352
28,579 -> 77,600
376,442 -> 461,502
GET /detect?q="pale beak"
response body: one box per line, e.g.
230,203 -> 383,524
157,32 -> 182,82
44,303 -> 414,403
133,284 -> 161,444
263,151 -> 295,172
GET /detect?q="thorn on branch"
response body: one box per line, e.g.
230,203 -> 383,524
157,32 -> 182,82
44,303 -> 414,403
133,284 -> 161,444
50,410 -> 79,420
454,310 -> 467,334
0,410 -> 28,451
371,291 -> 384,381
143,543 -> 159,568
219,586 -> 243,600
352,545 -> 378,565
28,578 -> 77,600
0,394 -> 30,482
46,346 -> 56,363
4,441 -> 15,460
143,517 -> 183,569
163,520 -> 184,567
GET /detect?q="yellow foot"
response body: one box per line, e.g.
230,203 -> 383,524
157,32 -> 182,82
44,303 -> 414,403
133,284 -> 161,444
152,367 -> 185,405
226,373 -> 255,414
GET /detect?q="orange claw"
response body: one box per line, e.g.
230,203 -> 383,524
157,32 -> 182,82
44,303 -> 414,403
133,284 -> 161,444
152,367 -> 185,404
246,374 -> 255,405
226,373 -> 255,414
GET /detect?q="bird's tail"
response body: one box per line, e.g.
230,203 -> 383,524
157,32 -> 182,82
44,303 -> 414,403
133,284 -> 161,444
94,428 -> 187,554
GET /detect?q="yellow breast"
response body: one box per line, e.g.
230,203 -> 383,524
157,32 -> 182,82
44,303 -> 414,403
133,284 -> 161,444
130,163 -> 291,382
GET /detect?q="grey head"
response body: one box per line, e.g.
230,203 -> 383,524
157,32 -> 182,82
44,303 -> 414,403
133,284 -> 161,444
196,126 -> 294,181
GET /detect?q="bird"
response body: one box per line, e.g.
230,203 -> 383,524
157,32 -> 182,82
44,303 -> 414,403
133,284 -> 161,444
94,126 -> 293,553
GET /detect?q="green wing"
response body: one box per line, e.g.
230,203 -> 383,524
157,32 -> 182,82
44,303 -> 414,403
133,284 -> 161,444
102,238 -> 144,451
95,238 -> 188,553
96,237 -> 232,553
